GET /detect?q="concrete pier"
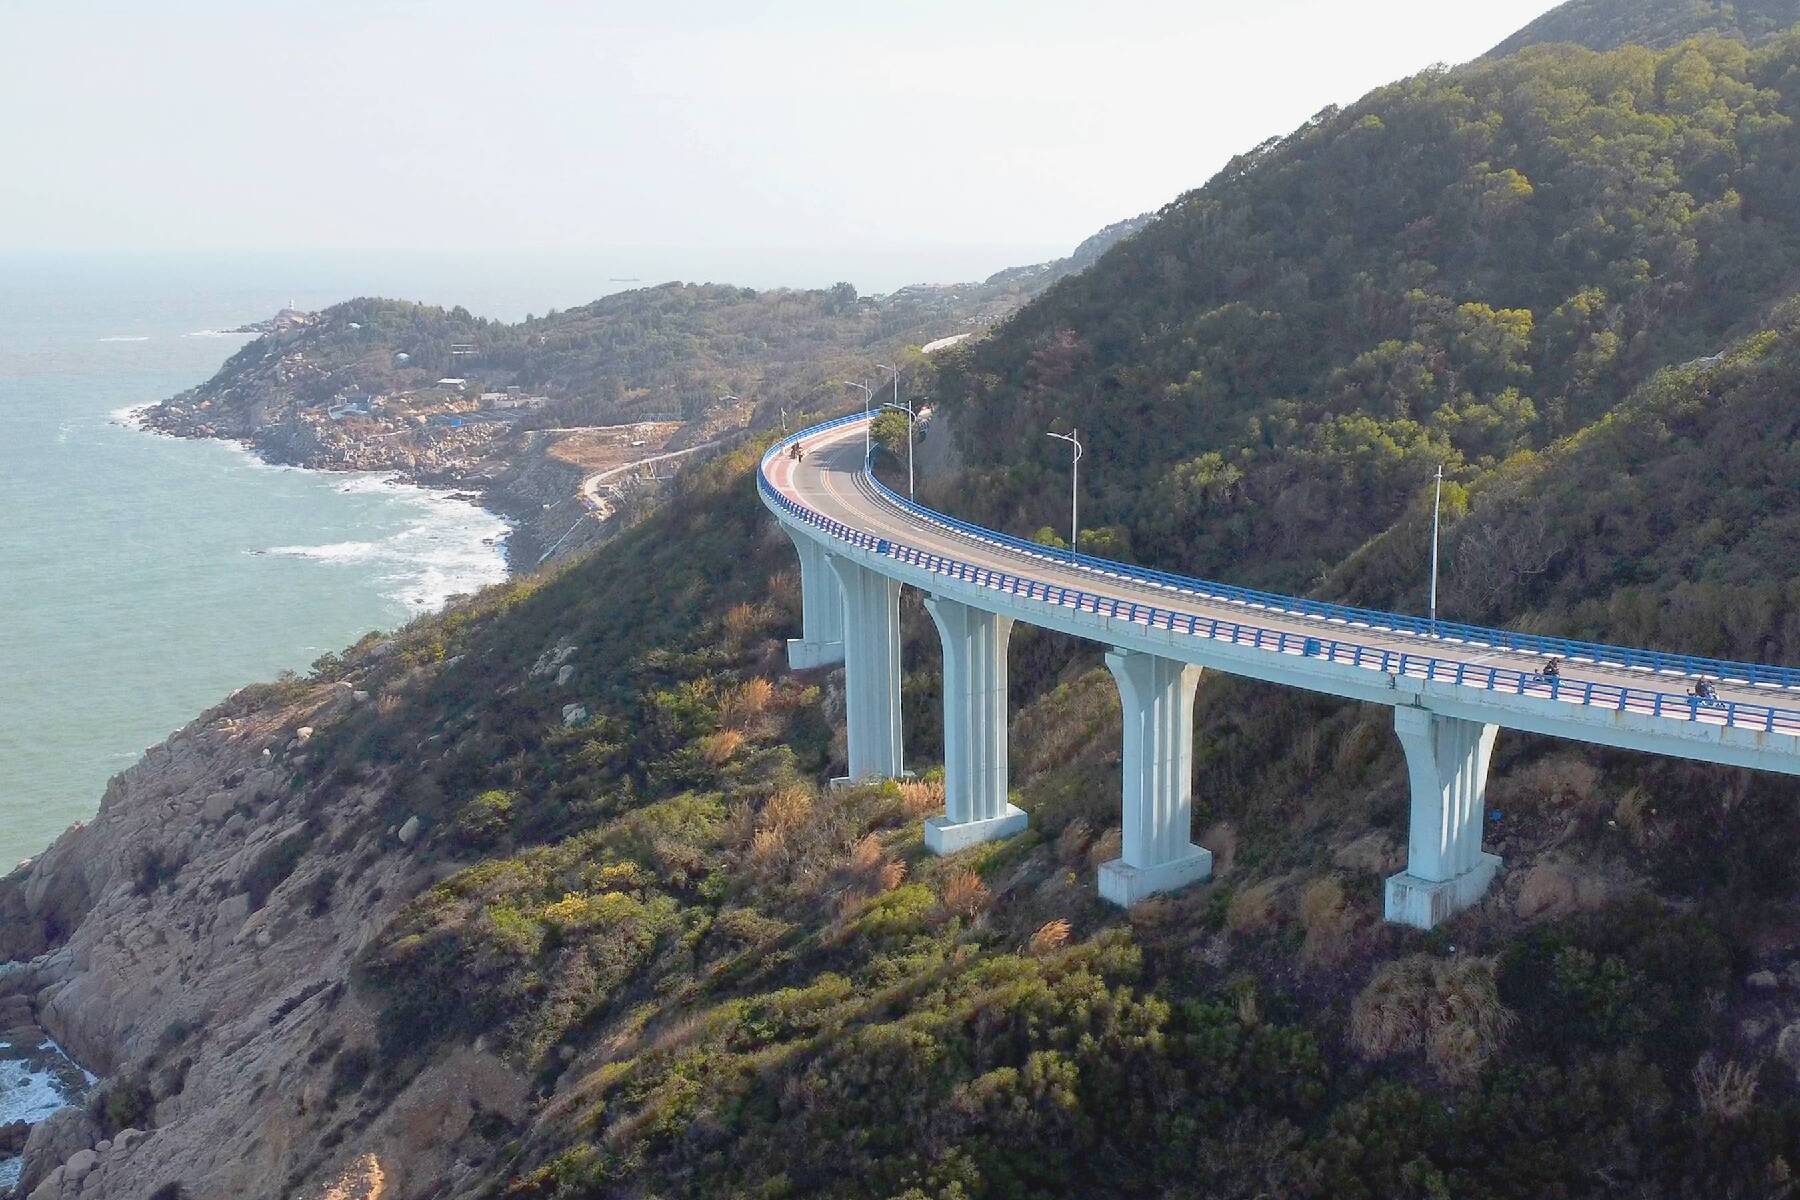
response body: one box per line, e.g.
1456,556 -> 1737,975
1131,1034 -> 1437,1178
1098,648 -> 1212,905
1384,706 -> 1501,929
829,555 -> 906,782
783,528 -> 844,669
922,595 -> 1026,853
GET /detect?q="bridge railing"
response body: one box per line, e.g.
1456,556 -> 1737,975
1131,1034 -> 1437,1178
759,420 -> 1800,737
856,455 -> 1800,691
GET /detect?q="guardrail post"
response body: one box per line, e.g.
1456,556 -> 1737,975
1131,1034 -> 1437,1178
922,596 -> 1027,853
1384,706 -> 1502,930
780,529 -> 845,669
1098,649 -> 1212,906
827,555 -> 906,784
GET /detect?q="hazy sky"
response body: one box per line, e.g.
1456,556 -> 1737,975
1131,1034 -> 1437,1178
4,0 -> 1567,279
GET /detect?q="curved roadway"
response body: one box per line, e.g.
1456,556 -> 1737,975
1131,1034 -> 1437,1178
762,415 -> 1800,758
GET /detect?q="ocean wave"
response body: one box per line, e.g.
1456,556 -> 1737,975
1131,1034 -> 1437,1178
183,329 -> 253,338
96,335 -> 150,342
258,484 -> 509,613
0,1036 -> 94,1129
108,403 -> 153,428
334,473 -> 404,495
262,541 -> 383,564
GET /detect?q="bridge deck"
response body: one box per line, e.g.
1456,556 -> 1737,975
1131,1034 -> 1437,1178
763,416 -> 1800,747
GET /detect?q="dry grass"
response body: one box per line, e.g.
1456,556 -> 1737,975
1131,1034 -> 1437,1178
697,729 -> 746,767
722,601 -> 765,644
1506,754 -> 1605,816
1055,819 -> 1094,865
898,778 -> 945,819
1086,828 -> 1123,872
719,678 -> 775,731
848,833 -> 885,873
942,870 -> 991,919
1298,877 -> 1357,966
749,827 -> 786,866
761,787 -> 814,836
1027,919 -> 1072,956
767,569 -> 801,618
1226,878 -> 1284,935
877,860 -> 907,892
1694,1054 -> 1760,1121
1350,954 -> 1515,1086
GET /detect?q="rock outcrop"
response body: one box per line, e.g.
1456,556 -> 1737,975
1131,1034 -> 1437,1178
0,668 -> 527,1199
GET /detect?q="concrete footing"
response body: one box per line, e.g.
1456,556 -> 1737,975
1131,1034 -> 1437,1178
925,804 -> 1030,854
1385,853 -> 1503,930
1099,845 -> 1213,906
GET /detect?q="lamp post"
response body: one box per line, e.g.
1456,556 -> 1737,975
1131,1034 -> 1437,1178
842,380 -> 873,456
1046,428 -> 1082,560
1429,464 -> 1443,634
880,399 -> 916,499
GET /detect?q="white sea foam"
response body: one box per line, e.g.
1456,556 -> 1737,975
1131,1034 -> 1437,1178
260,482 -> 509,614
0,1035 -> 93,1140
108,402 -> 153,428
183,329 -> 250,338
264,540 -> 383,564
96,335 -> 150,342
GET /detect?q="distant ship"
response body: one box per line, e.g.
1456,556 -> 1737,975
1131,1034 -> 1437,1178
608,277 -> 642,282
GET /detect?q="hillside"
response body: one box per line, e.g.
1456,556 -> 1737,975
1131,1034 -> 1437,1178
927,27 -> 1800,591
12,11 -> 1800,1200
143,221 -> 1152,464
1491,0 -> 1800,55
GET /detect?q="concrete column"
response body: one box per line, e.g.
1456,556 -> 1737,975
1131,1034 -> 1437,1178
922,596 -> 1027,854
1384,706 -> 1502,930
783,529 -> 844,669
828,555 -> 905,783
1098,648 -> 1212,906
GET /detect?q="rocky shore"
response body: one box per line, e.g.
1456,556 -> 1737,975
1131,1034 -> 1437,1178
0,651 -> 525,1199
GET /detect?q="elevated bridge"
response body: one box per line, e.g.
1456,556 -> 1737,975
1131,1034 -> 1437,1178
760,413 -> 1800,928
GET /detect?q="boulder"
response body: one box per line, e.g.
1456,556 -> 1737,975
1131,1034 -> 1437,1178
561,704 -> 589,726
555,664 -> 575,687
61,1148 -> 97,1182
1514,860 -> 1609,921
1331,831 -> 1403,877
18,1106 -> 98,1194
0,1119 -> 29,1154
397,815 -> 421,846
1747,969 -> 1780,990
202,791 -> 236,823
1777,1022 -> 1800,1078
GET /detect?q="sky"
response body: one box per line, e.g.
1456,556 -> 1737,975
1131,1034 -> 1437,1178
2,0 -> 1569,287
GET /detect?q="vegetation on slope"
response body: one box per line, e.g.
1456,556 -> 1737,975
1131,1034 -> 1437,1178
928,30 -> 1800,590
154,218 -> 1151,440
1490,0 -> 1800,56
275,396 -> 1800,1197
37,13 -> 1800,1200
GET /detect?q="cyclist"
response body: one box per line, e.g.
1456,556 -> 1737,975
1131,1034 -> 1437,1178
1692,678 -> 1718,702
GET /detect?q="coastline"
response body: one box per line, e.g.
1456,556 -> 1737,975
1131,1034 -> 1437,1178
117,403 -> 540,573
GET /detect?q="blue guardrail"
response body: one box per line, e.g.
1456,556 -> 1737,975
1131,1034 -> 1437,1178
760,414 -> 1800,737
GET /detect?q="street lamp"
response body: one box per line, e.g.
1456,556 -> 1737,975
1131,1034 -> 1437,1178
880,398 -> 916,499
1046,428 -> 1082,561
877,362 -> 901,416
1428,463 -> 1444,634
842,380 -> 873,456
